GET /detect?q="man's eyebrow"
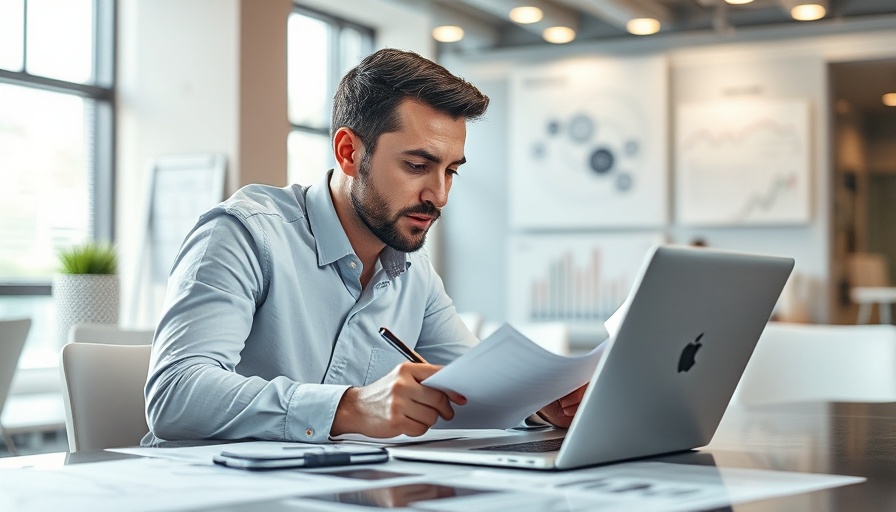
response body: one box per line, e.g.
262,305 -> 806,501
402,148 -> 466,166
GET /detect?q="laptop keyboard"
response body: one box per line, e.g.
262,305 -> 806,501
471,437 -> 565,453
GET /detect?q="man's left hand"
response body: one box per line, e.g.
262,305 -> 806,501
536,384 -> 588,428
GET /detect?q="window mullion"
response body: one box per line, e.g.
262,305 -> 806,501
0,69 -> 112,99
327,21 -> 340,131
22,0 -> 29,70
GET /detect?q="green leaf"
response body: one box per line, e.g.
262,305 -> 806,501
57,242 -> 118,275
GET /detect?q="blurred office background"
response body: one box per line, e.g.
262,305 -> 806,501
1,0 -> 895,454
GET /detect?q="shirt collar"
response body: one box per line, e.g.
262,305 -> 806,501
306,170 -> 410,279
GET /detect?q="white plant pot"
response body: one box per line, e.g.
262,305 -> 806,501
53,274 -> 120,346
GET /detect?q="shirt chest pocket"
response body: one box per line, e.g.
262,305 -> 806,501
364,346 -> 412,385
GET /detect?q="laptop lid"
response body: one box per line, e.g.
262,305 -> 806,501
555,245 -> 793,469
390,245 -> 794,470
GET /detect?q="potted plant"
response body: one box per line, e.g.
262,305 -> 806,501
53,242 -> 120,346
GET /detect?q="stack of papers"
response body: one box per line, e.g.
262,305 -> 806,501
422,324 -> 608,429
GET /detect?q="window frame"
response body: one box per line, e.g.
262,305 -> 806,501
288,5 -> 374,141
0,0 -> 116,295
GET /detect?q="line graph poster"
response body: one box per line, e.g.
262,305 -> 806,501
508,233 -> 663,325
509,55 -> 668,228
675,100 -> 811,225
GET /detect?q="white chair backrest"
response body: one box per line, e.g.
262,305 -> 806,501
59,343 -> 151,452
0,318 -> 32,417
68,323 -> 155,345
732,322 -> 896,406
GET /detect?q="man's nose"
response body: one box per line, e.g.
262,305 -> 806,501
422,172 -> 449,209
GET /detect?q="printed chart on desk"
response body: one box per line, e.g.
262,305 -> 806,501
508,55 -> 668,229
675,99 -> 811,226
508,233 -> 662,324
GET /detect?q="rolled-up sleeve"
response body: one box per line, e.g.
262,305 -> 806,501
144,212 -> 348,444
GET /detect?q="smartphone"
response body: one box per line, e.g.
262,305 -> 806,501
213,445 -> 389,470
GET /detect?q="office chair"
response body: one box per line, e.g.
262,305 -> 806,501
59,343 -> 151,452
0,318 -> 32,455
732,322 -> 896,405
68,323 -> 155,345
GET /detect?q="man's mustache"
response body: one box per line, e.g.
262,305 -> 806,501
399,203 -> 441,221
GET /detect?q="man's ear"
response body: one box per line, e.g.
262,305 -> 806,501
333,127 -> 364,178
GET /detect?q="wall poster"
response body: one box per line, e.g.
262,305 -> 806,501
509,55 -> 668,229
507,233 -> 663,325
675,99 -> 811,225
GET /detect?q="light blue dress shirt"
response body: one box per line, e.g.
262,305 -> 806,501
142,171 -> 477,445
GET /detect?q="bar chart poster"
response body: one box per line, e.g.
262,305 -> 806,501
508,233 -> 662,324
508,55 -> 668,229
675,99 -> 811,225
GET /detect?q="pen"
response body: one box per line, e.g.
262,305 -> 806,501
378,327 -> 428,364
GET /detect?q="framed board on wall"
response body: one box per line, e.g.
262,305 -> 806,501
130,153 -> 227,325
675,99 -> 811,226
508,55 -> 669,229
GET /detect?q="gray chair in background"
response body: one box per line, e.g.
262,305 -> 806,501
68,323 -> 155,345
0,318 -> 33,455
59,343 -> 151,452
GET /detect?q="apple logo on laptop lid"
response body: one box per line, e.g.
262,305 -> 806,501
678,332 -> 704,373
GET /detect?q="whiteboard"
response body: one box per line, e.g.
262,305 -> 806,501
146,154 -> 226,282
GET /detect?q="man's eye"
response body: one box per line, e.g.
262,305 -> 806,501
406,162 -> 427,172
447,168 -> 459,177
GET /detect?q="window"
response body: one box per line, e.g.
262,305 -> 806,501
287,7 -> 373,187
0,0 -> 115,368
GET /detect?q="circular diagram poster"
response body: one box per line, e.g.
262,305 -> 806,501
509,55 -> 668,229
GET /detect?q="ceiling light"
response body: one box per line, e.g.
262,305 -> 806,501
725,0 -> 754,4
884,93 -> 896,107
432,25 -> 464,43
626,18 -> 661,35
542,26 -> 576,44
790,3 -> 826,21
509,6 -> 543,24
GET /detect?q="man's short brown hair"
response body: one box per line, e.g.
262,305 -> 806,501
331,48 -> 489,156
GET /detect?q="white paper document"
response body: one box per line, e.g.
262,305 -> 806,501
422,324 -> 607,429
420,462 -> 864,512
288,461 -> 864,512
332,429 -> 511,446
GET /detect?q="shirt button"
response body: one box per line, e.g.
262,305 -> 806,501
350,261 -> 357,269
306,428 -> 314,437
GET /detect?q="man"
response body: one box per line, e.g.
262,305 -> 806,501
144,49 -> 584,445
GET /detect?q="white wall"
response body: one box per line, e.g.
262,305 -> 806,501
439,24 -> 896,329
117,0 -> 291,328
117,0 -> 435,328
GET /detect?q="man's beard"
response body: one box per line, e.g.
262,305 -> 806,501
350,154 -> 440,253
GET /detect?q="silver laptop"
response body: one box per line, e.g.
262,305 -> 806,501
390,245 -> 794,470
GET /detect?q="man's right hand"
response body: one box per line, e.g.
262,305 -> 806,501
330,363 -> 466,438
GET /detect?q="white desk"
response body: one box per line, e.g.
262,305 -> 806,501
0,403 -> 881,512
850,286 -> 896,324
